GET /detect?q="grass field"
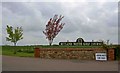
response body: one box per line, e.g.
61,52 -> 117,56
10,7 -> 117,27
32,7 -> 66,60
2,46 -> 35,57
40,45 -> 103,48
0,46 -> 2,55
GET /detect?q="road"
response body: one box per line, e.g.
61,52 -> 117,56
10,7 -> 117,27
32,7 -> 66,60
2,56 -> 119,71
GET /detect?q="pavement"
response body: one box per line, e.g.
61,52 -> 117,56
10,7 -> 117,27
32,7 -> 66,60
2,56 -> 119,71
118,61 -> 120,73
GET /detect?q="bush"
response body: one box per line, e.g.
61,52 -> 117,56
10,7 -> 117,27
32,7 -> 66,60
17,48 -> 34,53
115,46 -> 120,60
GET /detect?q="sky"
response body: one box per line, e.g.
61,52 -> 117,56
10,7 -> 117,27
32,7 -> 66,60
1,0 -> 119,46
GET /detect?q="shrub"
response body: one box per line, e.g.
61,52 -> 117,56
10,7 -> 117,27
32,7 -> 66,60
115,47 -> 120,60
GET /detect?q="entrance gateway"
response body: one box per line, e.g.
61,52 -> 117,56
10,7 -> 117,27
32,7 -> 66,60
34,38 -> 115,61
59,38 -> 108,61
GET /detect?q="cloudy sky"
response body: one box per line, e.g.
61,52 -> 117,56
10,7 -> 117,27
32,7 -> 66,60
1,0 -> 119,46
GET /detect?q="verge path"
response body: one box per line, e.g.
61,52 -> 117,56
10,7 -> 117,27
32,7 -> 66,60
2,56 -> 118,71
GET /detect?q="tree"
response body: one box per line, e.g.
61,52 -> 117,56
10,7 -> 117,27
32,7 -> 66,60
43,14 -> 65,45
6,25 -> 23,46
106,40 -> 109,45
98,39 -> 109,49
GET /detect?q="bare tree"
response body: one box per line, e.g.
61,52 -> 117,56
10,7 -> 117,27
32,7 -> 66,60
43,14 -> 65,45
98,39 -> 109,49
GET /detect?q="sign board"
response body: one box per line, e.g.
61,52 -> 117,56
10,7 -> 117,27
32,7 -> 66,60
95,53 -> 107,61
59,38 -> 103,46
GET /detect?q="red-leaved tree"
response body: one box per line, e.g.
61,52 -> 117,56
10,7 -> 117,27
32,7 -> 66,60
43,14 -> 65,45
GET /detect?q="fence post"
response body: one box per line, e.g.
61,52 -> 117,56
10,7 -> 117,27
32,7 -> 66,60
34,48 -> 40,58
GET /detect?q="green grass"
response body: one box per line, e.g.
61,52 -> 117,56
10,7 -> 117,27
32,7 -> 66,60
2,46 -> 34,57
40,45 -> 103,48
3,51 -> 34,57
0,46 -> 2,55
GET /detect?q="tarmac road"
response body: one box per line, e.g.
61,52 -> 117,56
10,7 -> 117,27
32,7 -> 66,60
118,61 -> 120,73
2,56 -> 119,71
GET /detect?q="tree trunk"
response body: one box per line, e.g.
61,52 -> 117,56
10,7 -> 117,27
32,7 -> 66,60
14,42 -> 17,54
14,42 -> 16,46
49,42 -> 52,46
49,39 -> 53,46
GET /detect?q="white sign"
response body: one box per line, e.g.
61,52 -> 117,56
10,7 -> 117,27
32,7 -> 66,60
95,53 -> 107,61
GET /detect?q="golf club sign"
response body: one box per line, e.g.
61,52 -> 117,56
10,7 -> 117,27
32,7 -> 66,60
59,38 -> 103,46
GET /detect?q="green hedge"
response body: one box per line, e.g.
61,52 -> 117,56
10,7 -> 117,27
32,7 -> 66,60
40,45 -> 102,48
115,47 -> 120,60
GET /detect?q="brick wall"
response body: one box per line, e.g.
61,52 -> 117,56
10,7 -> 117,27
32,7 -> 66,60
34,48 -> 40,58
34,48 -> 115,60
34,48 -> 107,60
107,48 -> 115,61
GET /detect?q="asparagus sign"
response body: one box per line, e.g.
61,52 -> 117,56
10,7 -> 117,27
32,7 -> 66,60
43,14 -> 65,45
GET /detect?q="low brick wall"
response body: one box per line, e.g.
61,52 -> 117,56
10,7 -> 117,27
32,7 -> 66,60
107,48 -> 115,61
35,48 -> 107,60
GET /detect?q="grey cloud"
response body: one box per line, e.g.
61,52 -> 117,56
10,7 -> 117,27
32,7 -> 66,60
35,2 -> 63,17
2,2 -> 118,45
2,2 -> 34,16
